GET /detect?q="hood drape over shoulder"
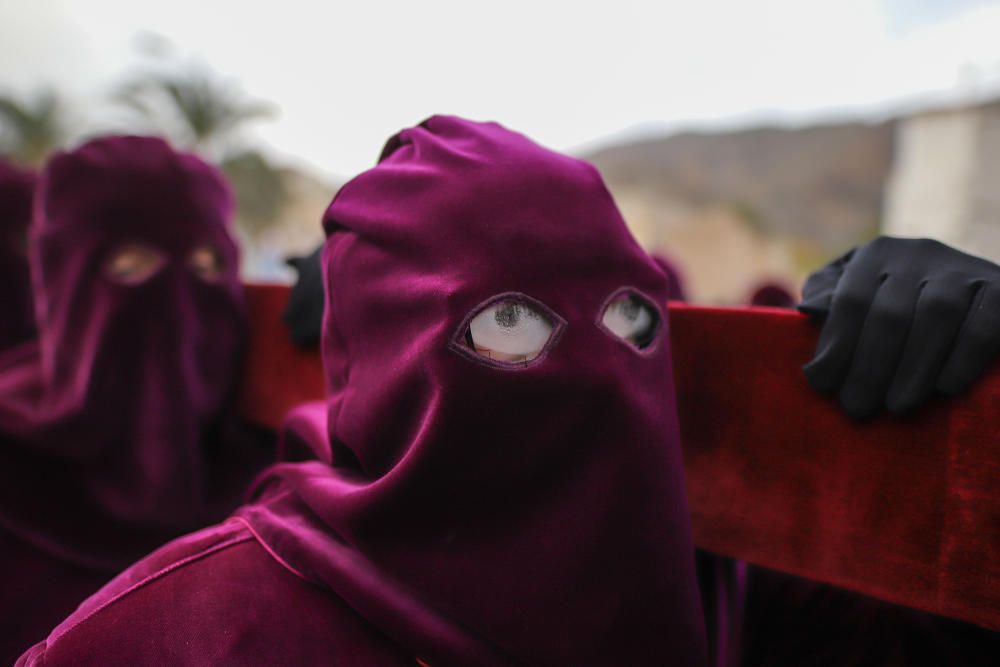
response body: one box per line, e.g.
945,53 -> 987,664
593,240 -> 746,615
241,116 -> 707,666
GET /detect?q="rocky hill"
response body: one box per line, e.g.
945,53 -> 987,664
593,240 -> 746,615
582,121 -> 896,302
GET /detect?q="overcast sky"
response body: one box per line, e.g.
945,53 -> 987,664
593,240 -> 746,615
2,0 -> 1000,179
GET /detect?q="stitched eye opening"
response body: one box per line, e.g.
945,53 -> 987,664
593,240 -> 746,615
599,290 -> 661,352
189,245 -> 226,282
449,293 -> 565,370
104,243 -> 166,286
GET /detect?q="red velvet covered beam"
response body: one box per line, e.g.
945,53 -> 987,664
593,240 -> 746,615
240,284 -> 1000,632
670,301 -> 1000,633
240,284 -> 325,427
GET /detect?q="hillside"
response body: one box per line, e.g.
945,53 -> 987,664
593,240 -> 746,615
583,121 -> 896,302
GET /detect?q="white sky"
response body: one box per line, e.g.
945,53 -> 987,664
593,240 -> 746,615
2,0 -> 1000,179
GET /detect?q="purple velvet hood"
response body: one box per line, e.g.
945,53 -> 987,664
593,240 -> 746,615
0,159 -> 37,349
0,136 -> 266,570
240,116 -> 707,665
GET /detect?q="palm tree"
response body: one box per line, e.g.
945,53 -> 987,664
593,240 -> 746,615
116,68 -> 287,238
221,149 -> 289,239
116,70 -> 274,159
0,90 -> 67,165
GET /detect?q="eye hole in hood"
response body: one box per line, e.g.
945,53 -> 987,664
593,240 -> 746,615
104,243 -> 166,286
599,289 -> 661,352
189,245 -> 226,283
451,292 -> 565,370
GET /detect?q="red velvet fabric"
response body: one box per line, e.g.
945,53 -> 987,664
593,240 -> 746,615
22,288 -> 1000,664
239,283 -> 326,428
16,522 -> 413,666
671,302 -> 1000,633
240,288 -> 1000,633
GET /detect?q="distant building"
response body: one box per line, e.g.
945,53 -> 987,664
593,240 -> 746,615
884,101 -> 1000,260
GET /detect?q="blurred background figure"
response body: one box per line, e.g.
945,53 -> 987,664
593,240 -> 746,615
748,282 -> 797,308
0,136 -> 273,663
282,244 -> 325,347
0,159 -> 36,349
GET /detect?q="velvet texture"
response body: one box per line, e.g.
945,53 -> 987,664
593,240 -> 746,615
32,283 -> 1000,665
0,159 -> 36,349
242,285 -> 747,667
236,116 -> 707,666
236,287 -> 1000,635
17,522 -> 413,666
673,302 -> 1000,665
235,286 -> 1000,655
671,303 -> 1000,635
240,283 -> 327,429
0,136 -> 272,660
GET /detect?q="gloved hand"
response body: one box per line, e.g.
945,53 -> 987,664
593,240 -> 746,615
283,244 -> 325,347
799,236 -> 1000,419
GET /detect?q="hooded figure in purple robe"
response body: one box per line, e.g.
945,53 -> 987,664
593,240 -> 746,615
19,116 -> 708,666
0,159 -> 37,349
0,136 -> 273,663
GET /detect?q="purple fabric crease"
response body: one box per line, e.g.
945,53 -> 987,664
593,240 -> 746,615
0,136 -> 273,663
0,159 -> 37,350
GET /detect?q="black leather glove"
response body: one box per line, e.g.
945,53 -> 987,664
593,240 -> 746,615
799,236 -> 1000,419
283,244 -> 325,348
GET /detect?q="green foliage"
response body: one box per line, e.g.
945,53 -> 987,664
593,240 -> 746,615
729,199 -> 769,236
221,150 -> 289,239
116,65 -> 287,237
116,70 -> 274,155
0,90 -> 67,165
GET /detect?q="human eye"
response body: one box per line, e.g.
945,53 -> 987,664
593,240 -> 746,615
460,296 -> 557,366
600,291 -> 660,350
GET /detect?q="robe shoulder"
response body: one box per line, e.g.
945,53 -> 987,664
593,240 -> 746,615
17,520 -> 413,666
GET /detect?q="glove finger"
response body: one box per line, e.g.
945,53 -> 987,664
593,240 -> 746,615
801,263 -> 841,302
936,283 -> 1000,396
801,248 -> 854,304
802,261 -> 882,395
836,276 -> 918,419
797,292 -> 833,319
885,280 -> 972,414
